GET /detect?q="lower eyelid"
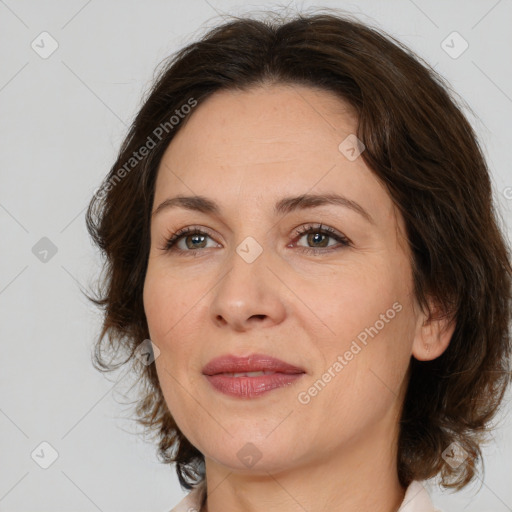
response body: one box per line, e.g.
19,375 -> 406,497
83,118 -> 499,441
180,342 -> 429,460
161,225 -> 351,253
165,235 -> 348,254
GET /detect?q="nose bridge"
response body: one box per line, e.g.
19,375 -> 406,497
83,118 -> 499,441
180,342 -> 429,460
235,233 -> 266,266
220,233 -> 268,299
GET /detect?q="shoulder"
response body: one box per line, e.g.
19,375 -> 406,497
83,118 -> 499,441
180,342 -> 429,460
398,480 -> 442,512
168,481 -> 206,512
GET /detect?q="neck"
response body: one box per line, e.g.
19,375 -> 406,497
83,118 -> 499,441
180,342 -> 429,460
201,419 -> 406,512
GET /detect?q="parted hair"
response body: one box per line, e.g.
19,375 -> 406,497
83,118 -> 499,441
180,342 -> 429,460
85,9 -> 512,492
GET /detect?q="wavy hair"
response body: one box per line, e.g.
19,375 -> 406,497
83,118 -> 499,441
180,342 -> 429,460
85,9 -> 512,492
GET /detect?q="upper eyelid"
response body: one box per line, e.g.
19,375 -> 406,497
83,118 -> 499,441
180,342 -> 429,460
169,223 -> 341,239
163,223 -> 349,249
293,225 -> 351,245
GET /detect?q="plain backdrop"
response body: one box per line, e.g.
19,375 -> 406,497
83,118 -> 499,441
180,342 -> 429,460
1,1 -> 511,511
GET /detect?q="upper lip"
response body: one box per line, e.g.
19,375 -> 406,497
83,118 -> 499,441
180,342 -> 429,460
202,353 -> 305,376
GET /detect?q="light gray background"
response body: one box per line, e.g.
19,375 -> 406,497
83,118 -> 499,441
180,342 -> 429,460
1,1 -> 511,511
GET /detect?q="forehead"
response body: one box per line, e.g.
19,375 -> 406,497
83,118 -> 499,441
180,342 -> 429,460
154,84 -> 393,225
161,84 -> 357,169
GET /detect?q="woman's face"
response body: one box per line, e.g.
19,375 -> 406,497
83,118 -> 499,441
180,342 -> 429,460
143,84 -> 426,475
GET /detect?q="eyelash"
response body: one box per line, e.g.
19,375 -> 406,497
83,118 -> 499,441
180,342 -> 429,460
292,224 -> 351,254
158,223 -> 351,256
159,224 -> 351,256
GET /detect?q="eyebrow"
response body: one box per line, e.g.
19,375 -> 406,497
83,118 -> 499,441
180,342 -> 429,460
152,193 -> 374,224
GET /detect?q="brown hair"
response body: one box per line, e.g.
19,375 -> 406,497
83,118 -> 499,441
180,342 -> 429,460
85,9 -> 512,492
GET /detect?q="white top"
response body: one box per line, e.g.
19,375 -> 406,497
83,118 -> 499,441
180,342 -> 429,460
169,479 -> 442,512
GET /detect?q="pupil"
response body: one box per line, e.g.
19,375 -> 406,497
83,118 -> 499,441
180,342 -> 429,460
187,234 -> 206,249
308,232 -> 327,247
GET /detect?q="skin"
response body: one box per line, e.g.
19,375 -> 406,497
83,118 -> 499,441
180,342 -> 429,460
143,83 -> 455,512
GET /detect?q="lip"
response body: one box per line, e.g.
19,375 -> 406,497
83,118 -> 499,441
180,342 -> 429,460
205,373 -> 305,398
202,353 -> 305,376
202,353 -> 306,399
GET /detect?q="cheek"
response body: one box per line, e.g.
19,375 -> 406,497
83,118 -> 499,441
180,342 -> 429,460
143,269 -> 204,430
143,266 -> 208,389
313,263 -> 404,343
304,257 -> 414,393
143,267 -> 199,341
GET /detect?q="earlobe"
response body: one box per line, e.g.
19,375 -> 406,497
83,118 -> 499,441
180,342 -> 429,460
412,301 -> 456,362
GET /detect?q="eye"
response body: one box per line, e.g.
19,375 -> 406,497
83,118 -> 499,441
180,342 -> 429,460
290,223 -> 351,255
158,223 -> 351,256
159,226 -> 220,255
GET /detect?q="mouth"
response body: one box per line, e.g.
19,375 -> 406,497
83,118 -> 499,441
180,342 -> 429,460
202,354 -> 305,399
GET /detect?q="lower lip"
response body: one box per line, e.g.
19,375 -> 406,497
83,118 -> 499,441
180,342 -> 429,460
205,373 -> 305,398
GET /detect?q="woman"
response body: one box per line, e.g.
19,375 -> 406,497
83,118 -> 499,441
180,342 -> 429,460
86,10 -> 512,512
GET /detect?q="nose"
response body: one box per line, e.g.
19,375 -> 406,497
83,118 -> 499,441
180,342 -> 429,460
209,239 -> 287,332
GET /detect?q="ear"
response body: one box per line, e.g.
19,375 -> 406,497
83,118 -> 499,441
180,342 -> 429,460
412,298 -> 456,361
